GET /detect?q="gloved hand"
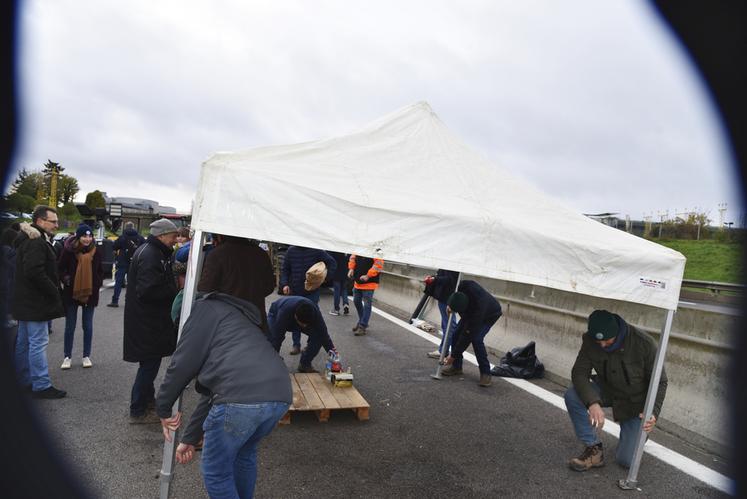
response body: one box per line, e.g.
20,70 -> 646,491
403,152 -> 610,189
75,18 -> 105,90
424,275 -> 434,286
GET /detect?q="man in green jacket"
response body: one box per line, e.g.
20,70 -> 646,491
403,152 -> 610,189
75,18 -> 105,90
564,309 -> 667,471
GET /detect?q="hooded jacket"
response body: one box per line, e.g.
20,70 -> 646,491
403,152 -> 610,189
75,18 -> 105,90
113,227 -> 145,266
12,223 -> 64,321
571,314 -> 668,422
123,235 -> 178,362
155,293 -> 292,442
58,236 -> 104,307
424,269 -> 459,303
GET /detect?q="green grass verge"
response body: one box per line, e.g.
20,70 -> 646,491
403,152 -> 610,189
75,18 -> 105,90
652,239 -> 744,284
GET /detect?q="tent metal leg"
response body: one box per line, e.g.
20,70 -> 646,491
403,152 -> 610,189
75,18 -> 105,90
159,231 -> 206,499
432,273 -> 462,380
617,308 -> 675,491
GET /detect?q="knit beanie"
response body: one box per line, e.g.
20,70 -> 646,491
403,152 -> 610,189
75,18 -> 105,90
150,218 -> 178,236
587,310 -> 618,341
75,224 -> 93,238
447,292 -> 469,313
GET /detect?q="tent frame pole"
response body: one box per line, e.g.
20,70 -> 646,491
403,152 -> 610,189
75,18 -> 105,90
159,231 -> 207,499
617,308 -> 675,490
431,272 -> 462,380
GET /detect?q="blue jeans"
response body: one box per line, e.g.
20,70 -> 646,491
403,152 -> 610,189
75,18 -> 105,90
201,402 -> 290,499
451,315 -> 498,374
564,381 -> 642,468
437,300 -> 458,355
292,289 -> 320,347
14,320 -> 52,391
130,358 -> 161,416
353,289 -> 374,328
332,280 -> 349,311
63,303 -> 94,358
111,264 -> 128,304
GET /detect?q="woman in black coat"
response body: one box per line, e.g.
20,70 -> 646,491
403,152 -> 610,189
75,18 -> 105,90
57,224 -> 103,369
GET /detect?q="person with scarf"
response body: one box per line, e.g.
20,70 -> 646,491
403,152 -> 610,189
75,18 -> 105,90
564,309 -> 668,472
58,224 -> 104,370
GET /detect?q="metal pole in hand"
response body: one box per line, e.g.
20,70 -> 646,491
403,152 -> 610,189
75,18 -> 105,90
431,272 -> 462,380
617,308 -> 674,490
159,231 -> 206,499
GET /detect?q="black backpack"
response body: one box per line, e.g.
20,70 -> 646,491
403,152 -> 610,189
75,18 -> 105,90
124,237 -> 140,262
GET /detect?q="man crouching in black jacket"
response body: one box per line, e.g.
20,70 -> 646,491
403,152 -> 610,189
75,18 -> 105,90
156,292 -> 291,498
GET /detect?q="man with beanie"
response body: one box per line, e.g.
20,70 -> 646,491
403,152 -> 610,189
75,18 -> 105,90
108,221 -> 145,307
279,245 -> 337,354
12,205 -> 66,398
564,309 -> 667,471
442,280 -> 502,387
123,218 -> 178,422
267,296 -> 337,373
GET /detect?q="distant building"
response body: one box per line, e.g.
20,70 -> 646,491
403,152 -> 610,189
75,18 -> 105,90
103,194 -> 177,215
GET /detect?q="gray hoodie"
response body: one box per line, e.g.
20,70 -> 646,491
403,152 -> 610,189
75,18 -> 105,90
156,292 -> 292,441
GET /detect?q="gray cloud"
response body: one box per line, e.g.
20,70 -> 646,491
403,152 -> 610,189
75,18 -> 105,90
11,0 -> 742,223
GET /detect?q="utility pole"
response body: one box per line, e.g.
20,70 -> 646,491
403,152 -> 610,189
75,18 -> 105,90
718,202 -> 727,231
657,209 -> 668,238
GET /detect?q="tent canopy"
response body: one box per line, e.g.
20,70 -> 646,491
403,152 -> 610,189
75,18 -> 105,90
192,102 -> 685,310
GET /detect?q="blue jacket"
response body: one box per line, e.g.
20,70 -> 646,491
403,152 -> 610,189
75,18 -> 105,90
267,296 -> 333,352
113,228 -> 145,266
279,246 -> 336,296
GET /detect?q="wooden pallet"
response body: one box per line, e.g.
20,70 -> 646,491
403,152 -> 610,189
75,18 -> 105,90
279,373 -> 370,424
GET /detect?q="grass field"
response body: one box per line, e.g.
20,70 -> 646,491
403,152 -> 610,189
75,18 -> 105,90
653,239 -> 744,283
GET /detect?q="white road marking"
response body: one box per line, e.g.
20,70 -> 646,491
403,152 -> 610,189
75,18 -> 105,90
371,305 -> 735,495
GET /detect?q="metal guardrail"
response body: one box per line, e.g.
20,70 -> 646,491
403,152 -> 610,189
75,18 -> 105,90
380,269 -> 734,351
681,279 -> 744,295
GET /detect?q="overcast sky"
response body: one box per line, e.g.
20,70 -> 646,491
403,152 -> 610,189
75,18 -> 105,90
10,0 -> 743,225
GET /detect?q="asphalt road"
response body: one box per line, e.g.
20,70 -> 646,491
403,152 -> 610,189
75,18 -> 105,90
26,285 -> 730,498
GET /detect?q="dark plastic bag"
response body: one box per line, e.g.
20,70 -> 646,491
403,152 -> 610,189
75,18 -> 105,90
490,341 -> 545,379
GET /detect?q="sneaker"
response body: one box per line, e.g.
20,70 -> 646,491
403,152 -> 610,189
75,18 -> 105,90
426,350 -> 442,359
61,357 -> 72,370
290,345 -> 301,355
354,326 -> 367,336
569,443 -> 605,471
297,364 -> 319,373
343,305 -> 349,315
329,309 -> 340,316
32,386 -> 67,399
128,411 -> 161,424
440,365 -> 463,376
82,357 -> 93,368
106,302 -> 118,308
479,374 -> 493,387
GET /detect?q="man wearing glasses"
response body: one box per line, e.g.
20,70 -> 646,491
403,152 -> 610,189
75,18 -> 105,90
12,205 -> 67,399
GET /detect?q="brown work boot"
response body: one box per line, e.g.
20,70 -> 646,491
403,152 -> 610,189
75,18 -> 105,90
354,325 -> 367,336
440,365 -> 463,376
478,374 -> 492,387
290,345 -> 301,355
569,443 -> 604,471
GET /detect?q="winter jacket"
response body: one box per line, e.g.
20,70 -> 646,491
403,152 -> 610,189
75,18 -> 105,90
267,296 -> 334,353
0,244 -> 16,319
329,251 -> 350,282
113,228 -> 145,266
57,236 -> 104,308
12,223 -> 64,321
123,235 -> 178,362
279,246 -> 336,296
424,269 -> 459,303
197,237 -> 275,332
571,316 -> 667,422
174,241 -> 191,263
348,254 -> 384,290
155,292 -> 291,445
451,280 -> 502,356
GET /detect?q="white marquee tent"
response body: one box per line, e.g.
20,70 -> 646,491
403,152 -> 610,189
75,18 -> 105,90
160,102 -> 686,496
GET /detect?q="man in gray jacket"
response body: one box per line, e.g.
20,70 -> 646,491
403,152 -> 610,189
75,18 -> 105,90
156,292 -> 291,498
